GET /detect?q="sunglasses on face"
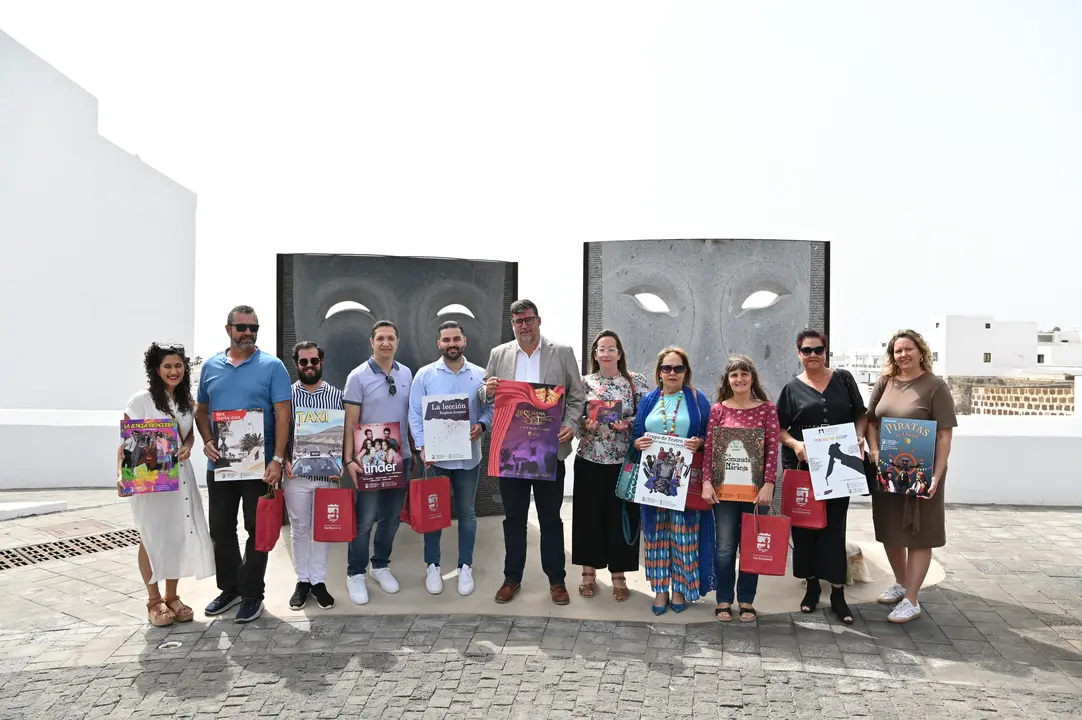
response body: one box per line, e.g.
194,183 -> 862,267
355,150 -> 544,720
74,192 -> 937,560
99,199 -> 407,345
297,358 -> 321,367
659,364 -> 687,375
385,375 -> 397,396
799,346 -> 826,356
232,324 -> 259,333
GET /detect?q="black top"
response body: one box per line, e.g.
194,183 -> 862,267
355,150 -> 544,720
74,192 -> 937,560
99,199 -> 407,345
775,368 -> 867,470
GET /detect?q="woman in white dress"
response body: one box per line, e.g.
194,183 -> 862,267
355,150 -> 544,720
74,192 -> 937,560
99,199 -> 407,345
117,343 -> 215,626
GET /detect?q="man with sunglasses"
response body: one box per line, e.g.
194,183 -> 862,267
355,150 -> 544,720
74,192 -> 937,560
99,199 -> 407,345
479,299 -> 585,606
342,320 -> 415,604
283,341 -> 342,611
195,305 -> 292,623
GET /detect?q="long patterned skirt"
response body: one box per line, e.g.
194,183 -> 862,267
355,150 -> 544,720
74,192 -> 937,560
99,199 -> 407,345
642,505 -> 705,600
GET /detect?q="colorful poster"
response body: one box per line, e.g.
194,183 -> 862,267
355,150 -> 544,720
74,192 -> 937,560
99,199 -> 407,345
292,407 -> 345,478
353,421 -> 407,491
711,426 -> 766,503
877,417 -> 937,497
588,399 -> 623,424
633,433 -> 693,510
120,419 -> 181,495
488,381 -> 565,481
212,409 -> 266,481
422,394 -> 472,463
804,422 -> 867,500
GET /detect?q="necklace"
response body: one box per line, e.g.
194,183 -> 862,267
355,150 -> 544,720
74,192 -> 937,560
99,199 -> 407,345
659,392 -> 682,435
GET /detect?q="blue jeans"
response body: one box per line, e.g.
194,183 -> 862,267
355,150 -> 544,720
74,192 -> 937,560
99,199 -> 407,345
422,466 -> 480,568
714,500 -> 762,604
347,457 -> 410,576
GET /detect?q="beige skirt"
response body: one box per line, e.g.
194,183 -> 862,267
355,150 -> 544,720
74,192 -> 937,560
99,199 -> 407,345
871,472 -> 946,549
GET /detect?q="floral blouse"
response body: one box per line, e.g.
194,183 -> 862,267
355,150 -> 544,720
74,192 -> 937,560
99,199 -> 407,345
576,371 -> 650,465
702,402 -> 781,491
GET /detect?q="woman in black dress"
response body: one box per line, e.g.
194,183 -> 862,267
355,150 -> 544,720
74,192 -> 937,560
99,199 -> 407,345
776,330 -> 867,624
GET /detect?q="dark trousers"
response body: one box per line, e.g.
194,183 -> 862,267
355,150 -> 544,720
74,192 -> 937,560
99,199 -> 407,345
500,459 -> 566,585
206,470 -> 269,600
571,456 -> 639,572
792,495 -> 850,585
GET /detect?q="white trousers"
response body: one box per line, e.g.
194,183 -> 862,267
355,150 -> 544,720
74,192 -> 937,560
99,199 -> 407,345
284,476 -> 332,584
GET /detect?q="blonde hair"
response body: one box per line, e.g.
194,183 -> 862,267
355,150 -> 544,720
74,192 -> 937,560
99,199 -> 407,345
716,354 -> 771,402
882,329 -> 934,377
653,346 -> 693,390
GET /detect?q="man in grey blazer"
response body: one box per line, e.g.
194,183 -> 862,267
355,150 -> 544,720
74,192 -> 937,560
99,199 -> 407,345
480,299 -> 586,605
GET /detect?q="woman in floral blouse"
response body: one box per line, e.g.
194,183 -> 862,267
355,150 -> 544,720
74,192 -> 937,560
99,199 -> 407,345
573,330 -> 649,601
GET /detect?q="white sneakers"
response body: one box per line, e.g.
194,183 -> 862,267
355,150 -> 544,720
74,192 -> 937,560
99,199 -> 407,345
426,564 -> 444,594
458,565 -> 475,596
888,598 -> 922,623
347,573 -> 369,605
877,583 -> 906,604
369,567 -> 400,594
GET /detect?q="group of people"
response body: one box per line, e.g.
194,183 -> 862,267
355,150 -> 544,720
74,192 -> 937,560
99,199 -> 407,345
119,300 -> 956,629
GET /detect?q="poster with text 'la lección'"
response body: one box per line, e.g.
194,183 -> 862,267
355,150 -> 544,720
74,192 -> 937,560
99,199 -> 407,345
422,394 -> 471,463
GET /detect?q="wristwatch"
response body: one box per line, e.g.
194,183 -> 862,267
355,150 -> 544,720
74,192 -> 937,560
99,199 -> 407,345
271,455 -> 285,466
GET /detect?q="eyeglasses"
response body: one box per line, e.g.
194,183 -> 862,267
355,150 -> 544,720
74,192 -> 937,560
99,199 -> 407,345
659,364 -> 687,374
232,324 -> 260,332
512,316 -> 539,327
297,358 -> 321,367
596,347 -> 620,355
799,346 -> 826,356
385,375 -> 397,396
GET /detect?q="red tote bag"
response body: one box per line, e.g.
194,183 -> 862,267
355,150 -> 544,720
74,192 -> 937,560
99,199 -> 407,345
313,485 -> 356,542
254,484 -> 284,552
684,451 -> 711,511
739,505 -> 791,576
401,472 -> 452,534
781,469 -> 827,529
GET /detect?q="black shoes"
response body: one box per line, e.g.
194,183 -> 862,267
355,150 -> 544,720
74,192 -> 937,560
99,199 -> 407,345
311,583 -> 335,609
290,582 -> 312,610
235,598 -> 264,623
205,591 -> 242,616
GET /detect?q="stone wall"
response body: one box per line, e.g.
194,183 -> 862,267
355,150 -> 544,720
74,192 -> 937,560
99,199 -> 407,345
971,383 -> 1075,416
947,375 -> 1065,415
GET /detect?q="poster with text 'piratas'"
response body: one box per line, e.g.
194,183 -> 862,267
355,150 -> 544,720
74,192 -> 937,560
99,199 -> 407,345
877,418 -> 936,498
804,422 -> 866,500
488,381 -> 564,481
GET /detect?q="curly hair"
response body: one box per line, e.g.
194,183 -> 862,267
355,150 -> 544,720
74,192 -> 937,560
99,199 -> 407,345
882,329 -> 934,377
144,343 -> 194,416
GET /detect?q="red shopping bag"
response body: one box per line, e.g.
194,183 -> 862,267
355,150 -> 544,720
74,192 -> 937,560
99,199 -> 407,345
684,451 -> 711,511
739,505 -> 791,576
313,486 -> 356,542
781,469 -> 827,529
255,484 -> 284,552
401,473 -> 452,533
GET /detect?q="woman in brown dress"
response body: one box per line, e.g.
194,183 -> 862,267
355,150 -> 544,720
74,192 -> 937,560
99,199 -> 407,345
866,329 -> 957,624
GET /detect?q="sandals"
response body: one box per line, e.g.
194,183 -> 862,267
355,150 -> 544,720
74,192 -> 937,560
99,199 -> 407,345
830,586 -> 854,625
800,579 -> 821,613
737,604 -> 757,622
714,604 -> 733,622
164,595 -> 194,623
612,576 -> 629,603
578,572 -> 597,599
147,598 -> 175,627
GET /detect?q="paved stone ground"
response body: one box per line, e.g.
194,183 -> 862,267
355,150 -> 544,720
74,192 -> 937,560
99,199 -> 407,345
0,495 -> 1081,718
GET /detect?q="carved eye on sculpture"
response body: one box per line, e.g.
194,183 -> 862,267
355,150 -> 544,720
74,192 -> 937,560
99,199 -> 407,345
741,291 -> 780,311
436,304 -> 476,319
627,292 -> 675,317
325,301 -> 372,320
734,286 -> 791,319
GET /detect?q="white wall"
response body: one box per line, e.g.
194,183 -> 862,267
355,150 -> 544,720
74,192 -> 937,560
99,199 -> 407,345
934,315 -> 1042,378
0,32 -> 196,489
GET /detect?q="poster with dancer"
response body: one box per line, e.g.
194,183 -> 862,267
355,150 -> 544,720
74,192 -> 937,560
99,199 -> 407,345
212,409 -> 266,481
421,394 -> 472,462
877,418 -> 937,498
710,427 -> 766,503
352,422 -> 407,490
292,407 -> 345,478
488,381 -> 565,481
804,422 -> 867,499
633,433 -> 693,510
119,419 -> 181,495
588,399 -> 623,424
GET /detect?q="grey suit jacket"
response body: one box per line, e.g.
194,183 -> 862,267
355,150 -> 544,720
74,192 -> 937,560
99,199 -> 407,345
480,336 -> 586,461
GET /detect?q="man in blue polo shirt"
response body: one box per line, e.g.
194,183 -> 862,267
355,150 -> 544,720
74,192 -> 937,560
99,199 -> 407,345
408,320 -> 493,596
342,320 -> 414,605
195,305 -> 292,623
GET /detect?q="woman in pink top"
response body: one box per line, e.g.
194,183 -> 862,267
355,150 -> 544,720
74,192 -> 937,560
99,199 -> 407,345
701,355 -> 780,622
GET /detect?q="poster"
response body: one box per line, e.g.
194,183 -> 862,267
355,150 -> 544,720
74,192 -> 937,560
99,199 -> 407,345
588,399 -> 623,424
292,407 -> 345,478
120,419 -> 181,495
212,409 -> 266,481
488,381 -> 565,481
711,426 -> 766,503
804,422 -> 867,499
877,417 -> 937,498
353,421 -> 407,491
633,432 -> 693,510
422,394 -> 472,463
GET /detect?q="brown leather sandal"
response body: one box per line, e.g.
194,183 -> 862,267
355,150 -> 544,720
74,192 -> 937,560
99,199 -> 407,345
578,572 -> 597,598
164,595 -> 194,623
147,598 -> 175,627
612,576 -> 629,602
